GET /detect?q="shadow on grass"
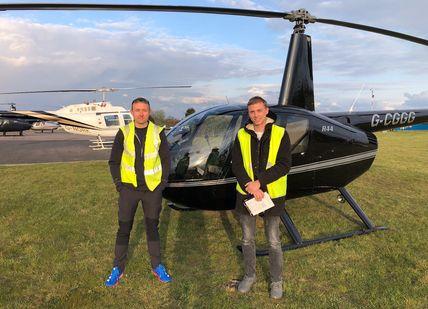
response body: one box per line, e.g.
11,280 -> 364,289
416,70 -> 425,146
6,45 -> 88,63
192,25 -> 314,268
219,210 -> 241,260
169,211 -> 213,307
308,195 -> 365,227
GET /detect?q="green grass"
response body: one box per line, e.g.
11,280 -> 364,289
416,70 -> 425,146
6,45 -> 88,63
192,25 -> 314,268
0,131 -> 427,308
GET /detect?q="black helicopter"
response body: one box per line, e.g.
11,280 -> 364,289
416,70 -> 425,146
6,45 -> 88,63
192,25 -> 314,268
0,103 -> 36,135
1,3 -> 427,253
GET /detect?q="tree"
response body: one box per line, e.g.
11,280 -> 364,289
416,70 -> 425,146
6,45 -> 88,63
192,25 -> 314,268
150,109 -> 179,127
164,116 -> 180,128
185,108 -> 196,117
151,110 -> 165,125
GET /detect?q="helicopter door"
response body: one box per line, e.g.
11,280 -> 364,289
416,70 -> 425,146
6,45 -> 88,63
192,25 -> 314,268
168,113 -> 242,181
276,112 -> 315,195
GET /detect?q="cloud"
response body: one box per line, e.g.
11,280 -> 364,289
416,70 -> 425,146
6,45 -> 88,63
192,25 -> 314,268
1,1 -> 426,118
266,0 -> 428,77
209,0 -> 267,10
94,17 -> 142,31
402,91 -> 428,109
0,16 -> 279,117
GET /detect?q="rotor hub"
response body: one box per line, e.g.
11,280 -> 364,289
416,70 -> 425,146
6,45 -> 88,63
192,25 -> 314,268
286,9 -> 316,33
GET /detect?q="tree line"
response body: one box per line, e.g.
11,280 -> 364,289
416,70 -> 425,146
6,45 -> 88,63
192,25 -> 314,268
151,108 -> 195,127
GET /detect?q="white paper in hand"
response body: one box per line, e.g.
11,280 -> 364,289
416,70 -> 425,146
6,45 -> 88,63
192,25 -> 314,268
244,192 -> 275,216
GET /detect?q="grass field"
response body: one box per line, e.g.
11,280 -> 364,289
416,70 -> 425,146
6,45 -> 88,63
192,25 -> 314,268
0,131 -> 427,308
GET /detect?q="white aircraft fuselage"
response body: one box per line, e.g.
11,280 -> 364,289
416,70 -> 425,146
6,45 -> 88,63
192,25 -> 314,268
44,101 -> 133,137
3,101 -> 135,139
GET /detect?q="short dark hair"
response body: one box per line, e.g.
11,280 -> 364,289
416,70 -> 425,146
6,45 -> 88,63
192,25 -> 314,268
247,96 -> 267,107
131,97 -> 150,109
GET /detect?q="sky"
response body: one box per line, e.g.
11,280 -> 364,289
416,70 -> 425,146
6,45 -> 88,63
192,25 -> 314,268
0,0 -> 427,118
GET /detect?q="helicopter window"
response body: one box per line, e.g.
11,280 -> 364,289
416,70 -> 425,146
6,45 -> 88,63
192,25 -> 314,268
169,113 -> 241,181
167,112 -> 203,146
104,114 -> 120,127
276,114 -> 309,155
123,114 -> 132,125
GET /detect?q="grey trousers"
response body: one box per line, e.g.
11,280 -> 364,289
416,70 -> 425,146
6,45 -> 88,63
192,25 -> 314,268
239,213 -> 283,282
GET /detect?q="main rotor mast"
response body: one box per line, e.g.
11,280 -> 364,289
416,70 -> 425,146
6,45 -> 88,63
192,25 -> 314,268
277,9 -> 315,110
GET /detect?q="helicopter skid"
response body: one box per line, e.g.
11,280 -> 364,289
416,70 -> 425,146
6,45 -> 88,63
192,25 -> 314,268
244,226 -> 388,256
237,187 -> 387,256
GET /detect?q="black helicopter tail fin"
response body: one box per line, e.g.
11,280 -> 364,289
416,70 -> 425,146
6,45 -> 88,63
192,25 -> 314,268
278,33 -> 315,111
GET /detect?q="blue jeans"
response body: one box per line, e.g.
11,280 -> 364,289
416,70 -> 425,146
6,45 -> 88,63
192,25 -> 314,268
239,213 -> 283,282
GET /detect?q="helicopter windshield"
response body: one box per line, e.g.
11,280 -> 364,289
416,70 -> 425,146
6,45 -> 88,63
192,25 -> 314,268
104,114 -> 120,127
168,113 -> 242,181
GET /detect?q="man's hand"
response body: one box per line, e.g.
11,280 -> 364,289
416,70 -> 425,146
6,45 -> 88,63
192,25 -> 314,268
253,189 -> 264,201
115,182 -> 124,193
159,179 -> 168,191
245,180 -> 260,195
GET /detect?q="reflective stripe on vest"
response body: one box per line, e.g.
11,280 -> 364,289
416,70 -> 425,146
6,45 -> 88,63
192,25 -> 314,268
236,124 -> 287,198
120,121 -> 164,191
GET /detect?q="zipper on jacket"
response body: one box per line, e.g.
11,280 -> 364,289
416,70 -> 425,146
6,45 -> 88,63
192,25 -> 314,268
134,133 -> 143,158
256,137 -> 261,174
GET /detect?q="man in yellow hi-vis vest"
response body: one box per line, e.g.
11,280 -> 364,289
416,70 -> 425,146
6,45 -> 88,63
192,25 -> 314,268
232,96 -> 291,299
105,97 -> 171,287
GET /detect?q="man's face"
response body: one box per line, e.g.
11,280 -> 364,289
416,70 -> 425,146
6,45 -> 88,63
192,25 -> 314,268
131,102 -> 150,125
248,101 -> 269,127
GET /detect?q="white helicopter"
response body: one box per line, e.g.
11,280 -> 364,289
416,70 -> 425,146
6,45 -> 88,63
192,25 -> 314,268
0,86 -> 190,148
31,121 -> 60,133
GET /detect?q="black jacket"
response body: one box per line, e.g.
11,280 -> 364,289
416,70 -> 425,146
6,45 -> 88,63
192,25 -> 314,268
232,115 -> 291,216
108,123 -> 170,192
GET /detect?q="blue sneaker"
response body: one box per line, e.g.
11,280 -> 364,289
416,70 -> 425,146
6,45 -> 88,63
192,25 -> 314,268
152,264 -> 172,283
105,266 -> 123,287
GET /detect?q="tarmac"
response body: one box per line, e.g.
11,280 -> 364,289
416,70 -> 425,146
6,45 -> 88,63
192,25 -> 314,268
0,129 -> 111,165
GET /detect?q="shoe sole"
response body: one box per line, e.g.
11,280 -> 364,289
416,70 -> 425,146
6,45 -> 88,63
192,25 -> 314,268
152,270 -> 171,283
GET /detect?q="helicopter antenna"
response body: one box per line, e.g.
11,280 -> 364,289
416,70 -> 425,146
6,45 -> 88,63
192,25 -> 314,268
225,96 -> 230,105
370,89 -> 375,110
349,83 -> 365,113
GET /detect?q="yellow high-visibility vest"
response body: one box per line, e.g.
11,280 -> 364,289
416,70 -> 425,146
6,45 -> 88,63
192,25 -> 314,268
120,121 -> 164,191
236,124 -> 287,198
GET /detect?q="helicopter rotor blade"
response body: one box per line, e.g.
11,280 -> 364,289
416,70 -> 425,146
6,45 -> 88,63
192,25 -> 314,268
0,3 -> 290,18
113,85 -> 192,90
0,4 -> 426,46
315,18 -> 428,46
0,89 -> 96,95
0,85 -> 192,95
